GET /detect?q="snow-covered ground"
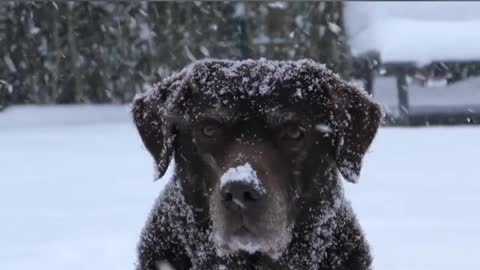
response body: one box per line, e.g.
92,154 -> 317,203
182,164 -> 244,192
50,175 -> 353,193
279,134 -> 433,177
1,105 -> 479,270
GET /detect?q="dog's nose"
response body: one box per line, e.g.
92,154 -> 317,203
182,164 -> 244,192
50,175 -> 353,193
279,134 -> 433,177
221,181 -> 263,211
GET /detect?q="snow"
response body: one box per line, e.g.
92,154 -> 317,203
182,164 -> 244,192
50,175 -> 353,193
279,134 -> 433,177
149,58 -> 332,103
315,124 -> 333,134
345,2 -> 480,63
156,261 -> 175,270
267,2 -> 287,10
219,163 -> 265,194
223,237 -> 263,255
352,19 -> 480,63
232,3 -> 245,18
326,22 -> 341,35
345,126 -> 480,270
139,58 -> 376,184
1,105 -> 479,269
0,105 -> 170,270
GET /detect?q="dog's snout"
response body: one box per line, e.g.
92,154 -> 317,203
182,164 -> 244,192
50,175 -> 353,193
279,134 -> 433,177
221,182 -> 263,210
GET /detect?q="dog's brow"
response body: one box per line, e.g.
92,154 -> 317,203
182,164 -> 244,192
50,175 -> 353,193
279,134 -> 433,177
163,112 -> 185,123
195,109 -> 236,123
266,110 -> 299,126
163,109 -> 236,126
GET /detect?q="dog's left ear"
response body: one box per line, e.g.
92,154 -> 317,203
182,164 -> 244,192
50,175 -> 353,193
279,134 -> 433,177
327,80 -> 383,183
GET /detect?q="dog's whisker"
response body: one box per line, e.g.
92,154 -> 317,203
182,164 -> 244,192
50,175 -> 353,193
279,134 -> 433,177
195,213 -> 212,225
232,198 -> 246,209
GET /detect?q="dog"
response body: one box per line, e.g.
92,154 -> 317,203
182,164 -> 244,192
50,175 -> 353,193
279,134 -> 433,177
132,59 -> 382,270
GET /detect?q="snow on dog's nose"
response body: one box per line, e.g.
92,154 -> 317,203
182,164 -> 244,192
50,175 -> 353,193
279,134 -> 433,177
220,163 -> 266,210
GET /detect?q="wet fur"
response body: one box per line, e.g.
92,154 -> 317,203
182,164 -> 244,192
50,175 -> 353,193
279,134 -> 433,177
132,59 -> 382,270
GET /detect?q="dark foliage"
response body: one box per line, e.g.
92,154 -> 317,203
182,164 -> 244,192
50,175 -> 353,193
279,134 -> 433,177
0,1 -> 351,105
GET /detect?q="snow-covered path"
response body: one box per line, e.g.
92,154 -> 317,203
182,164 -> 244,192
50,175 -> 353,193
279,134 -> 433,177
1,105 -> 479,270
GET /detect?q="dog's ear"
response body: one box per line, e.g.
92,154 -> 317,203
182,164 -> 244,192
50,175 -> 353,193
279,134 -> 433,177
327,80 -> 382,183
131,92 -> 175,180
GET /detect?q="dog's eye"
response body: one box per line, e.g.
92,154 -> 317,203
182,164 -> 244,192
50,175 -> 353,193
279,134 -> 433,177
282,124 -> 305,140
202,125 -> 220,137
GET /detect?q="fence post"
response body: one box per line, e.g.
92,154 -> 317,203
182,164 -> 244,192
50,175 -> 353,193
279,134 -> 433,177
397,73 -> 410,124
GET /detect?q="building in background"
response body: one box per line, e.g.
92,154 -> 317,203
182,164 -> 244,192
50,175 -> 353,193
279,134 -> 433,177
345,2 -> 480,125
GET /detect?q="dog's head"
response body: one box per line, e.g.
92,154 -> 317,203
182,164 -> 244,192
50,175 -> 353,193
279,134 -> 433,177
132,59 -> 382,259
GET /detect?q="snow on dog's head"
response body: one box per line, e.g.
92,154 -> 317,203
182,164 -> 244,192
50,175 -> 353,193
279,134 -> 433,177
133,59 -> 382,184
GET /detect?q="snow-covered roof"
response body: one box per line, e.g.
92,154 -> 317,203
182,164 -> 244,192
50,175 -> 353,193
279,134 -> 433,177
345,2 -> 480,64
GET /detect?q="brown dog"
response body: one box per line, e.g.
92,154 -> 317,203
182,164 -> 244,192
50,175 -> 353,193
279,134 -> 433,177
132,59 -> 382,270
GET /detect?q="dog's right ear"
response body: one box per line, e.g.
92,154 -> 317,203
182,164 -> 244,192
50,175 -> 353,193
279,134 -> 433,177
131,93 -> 175,180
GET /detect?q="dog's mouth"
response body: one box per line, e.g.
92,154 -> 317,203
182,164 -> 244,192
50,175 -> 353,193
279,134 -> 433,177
232,224 -> 256,239
211,216 -> 291,259
214,223 -> 265,255
223,219 -> 259,242
209,174 -> 292,259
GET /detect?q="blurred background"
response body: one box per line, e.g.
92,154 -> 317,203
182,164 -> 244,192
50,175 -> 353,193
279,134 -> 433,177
1,2 -> 479,270
1,1 -> 480,125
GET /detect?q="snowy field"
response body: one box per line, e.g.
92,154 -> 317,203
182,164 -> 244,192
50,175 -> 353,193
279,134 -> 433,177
1,105 -> 479,270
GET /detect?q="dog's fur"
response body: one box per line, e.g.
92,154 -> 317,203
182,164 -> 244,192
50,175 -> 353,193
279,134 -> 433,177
132,59 -> 382,270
